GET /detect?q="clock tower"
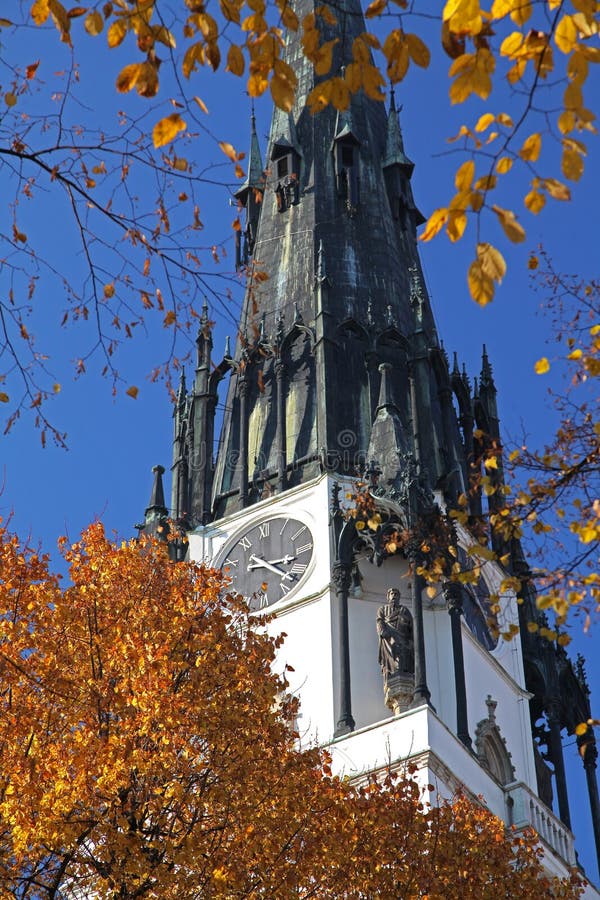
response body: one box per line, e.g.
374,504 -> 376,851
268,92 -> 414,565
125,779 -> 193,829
140,0 -> 600,889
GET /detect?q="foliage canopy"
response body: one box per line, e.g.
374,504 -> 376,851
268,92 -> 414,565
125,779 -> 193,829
0,522 -> 582,898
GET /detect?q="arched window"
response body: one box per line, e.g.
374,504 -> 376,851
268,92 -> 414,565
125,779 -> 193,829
475,696 -> 515,785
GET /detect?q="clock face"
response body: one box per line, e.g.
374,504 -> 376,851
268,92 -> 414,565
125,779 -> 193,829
219,517 -> 314,611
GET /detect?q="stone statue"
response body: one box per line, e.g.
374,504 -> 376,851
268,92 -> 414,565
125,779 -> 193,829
376,588 -> 414,677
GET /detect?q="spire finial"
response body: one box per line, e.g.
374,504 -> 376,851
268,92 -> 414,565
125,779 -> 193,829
376,362 -> 400,415
177,368 -> 187,406
224,335 -> 232,359
452,352 -> 460,377
481,343 -> 495,388
147,464 -> 167,512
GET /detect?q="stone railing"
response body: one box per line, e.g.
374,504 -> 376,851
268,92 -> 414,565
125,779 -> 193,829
508,781 -> 576,865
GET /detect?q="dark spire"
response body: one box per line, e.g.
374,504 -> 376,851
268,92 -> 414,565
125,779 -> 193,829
147,464 -> 166,511
383,90 -> 414,174
235,105 -> 264,199
138,465 -> 169,541
209,0 -> 460,518
480,344 -> 495,390
176,368 -> 187,408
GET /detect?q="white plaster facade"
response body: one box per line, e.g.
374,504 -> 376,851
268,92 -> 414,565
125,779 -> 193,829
189,471 -> 598,897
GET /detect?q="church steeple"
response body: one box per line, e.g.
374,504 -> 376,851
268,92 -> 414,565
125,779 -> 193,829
211,0 -> 456,518
235,107 -> 264,270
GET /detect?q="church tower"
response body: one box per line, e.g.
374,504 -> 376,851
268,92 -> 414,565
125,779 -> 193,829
146,0 -> 600,888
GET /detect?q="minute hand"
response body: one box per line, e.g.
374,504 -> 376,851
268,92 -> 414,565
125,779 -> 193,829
248,555 -> 285,576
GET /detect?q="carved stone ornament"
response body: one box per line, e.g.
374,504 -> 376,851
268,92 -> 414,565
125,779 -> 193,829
475,695 -> 515,785
377,588 -> 415,714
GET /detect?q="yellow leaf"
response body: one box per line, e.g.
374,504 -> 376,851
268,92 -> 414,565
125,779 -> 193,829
555,14 -> 578,54
443,0 -> 483,34
497,112 -> 513,127
558,110 -> 575,135
491,0 -> 512,19
107,18 -> 127,48
126,385 -> 139,399
365,0 -> 386,17
524,189 -> 545,214
406,33 -> 430,68
492,205 -> 526,242
543,177 -> 571,201
0,392 -> 9,403
164,310 -> 176,326
518,132 -> 541,162
575,722 -> 588,736
193,96 -> 209,114
455,159 -> 475,191
468,259 -> 495,306
84,10 -> 103,35
496,156 -> 513,174
31,0 -> 50,25
510,0 -> 531,26
534,357 -> 550,374
271,74 -> 295,112
528,253 -> 539,269
474,174 -> 496,191
219,141 -> 238,162
419,208 -> 449,242
477,242 -> 506,282
116,63 -> 144,94
562,145 -> 584,181
153,114 -> 187,149
104,283 -> 115,299
568,348 -> 582,360
447,210 -> 467,242
500,31 -> 523,57
5,92 -> 17,107
248,72 -> 269,97
474,112 -> 494,132
226,44 -> 245,76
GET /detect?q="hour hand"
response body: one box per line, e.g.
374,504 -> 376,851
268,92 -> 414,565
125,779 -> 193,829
247,555 -> 285,576
266,554 -> 295,566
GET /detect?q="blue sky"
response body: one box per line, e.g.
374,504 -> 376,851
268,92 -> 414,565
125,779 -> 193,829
0,6 -> 598,882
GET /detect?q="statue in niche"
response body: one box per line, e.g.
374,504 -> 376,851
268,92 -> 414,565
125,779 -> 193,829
376,588 -> 414,714
377,587 -> 414,676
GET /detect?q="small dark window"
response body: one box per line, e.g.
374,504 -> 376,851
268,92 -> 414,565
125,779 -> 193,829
277,156 -> 289,178
341,145 -> 355,168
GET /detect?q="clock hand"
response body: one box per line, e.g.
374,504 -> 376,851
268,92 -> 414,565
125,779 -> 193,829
248,555 -> 286,576
265,554 -> 296,566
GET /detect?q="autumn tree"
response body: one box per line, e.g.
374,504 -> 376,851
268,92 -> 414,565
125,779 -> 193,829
0,0 -> 597,434
0,521 -> 582,898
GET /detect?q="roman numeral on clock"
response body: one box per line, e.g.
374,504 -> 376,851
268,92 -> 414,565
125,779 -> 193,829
259,522 -> 270,539
296,543 -> 313,555
239,535 -> 252,551
291,563 -> 306,576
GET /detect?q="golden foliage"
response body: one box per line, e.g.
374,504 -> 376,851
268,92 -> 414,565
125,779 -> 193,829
0,523 -> 582,898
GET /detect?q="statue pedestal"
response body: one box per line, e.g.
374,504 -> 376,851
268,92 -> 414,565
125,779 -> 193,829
384,672 -> 414,715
